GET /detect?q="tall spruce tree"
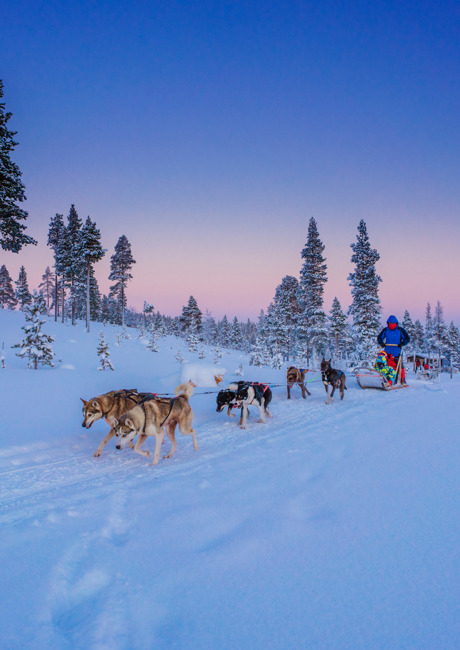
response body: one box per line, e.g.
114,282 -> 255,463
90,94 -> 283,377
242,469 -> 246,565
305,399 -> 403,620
348,220 -> 382,359
0,80 -> 36,252
65,205 -> 84,325
328,297 -> 347,358
47,213 -> 65,321
217,314 -> 231,346
39,266 -> 55,315
299,217 -> 328,362
413,319 -> 425,352
269,275 -> 301,361
433,300 -> 448,359
78,216 -> 105,332
180,296 -> 203,344
0,264 -> 18,308
15,265 -> 32,310
401,310 -> 416,354
229,316 -> 243,349
109,235 -> 136,327
447,321 -> 460,368
424,302 -> 434,356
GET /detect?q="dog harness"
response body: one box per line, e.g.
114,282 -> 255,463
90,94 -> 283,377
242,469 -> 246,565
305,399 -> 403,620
322,369 -> 343,386
102,388 -> 141,419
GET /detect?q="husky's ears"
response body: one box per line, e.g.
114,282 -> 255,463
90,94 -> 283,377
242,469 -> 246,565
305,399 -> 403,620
80,398 -> 88,405
125,418 -> 134,429
92,400 -> 99,408
113,417 -> 119,427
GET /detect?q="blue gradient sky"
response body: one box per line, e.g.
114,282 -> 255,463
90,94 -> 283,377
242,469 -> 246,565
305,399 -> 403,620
2,0 -> 460,323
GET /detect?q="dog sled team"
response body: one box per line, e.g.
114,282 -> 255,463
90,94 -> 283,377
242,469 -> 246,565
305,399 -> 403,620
81,313 -> 410,465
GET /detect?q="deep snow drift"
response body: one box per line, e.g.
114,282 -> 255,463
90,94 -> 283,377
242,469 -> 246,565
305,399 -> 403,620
1,309 -> 459,650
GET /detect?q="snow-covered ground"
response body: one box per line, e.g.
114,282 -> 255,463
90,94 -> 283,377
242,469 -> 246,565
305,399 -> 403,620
1,309 -> 459,649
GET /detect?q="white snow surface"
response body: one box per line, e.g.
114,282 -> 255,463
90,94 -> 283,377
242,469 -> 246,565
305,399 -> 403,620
1,309 -> 459,649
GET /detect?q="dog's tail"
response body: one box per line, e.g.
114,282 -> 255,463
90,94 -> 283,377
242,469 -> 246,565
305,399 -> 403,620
175,380 -> 196,398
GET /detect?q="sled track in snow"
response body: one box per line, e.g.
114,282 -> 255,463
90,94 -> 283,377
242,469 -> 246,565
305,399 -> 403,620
0,385 -> 373,527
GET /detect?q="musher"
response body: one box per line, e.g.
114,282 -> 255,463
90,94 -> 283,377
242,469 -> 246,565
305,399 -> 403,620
377,315 -> 410,384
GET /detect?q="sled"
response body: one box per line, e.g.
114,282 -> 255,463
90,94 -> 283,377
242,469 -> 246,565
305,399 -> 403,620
354,367 -> 409,391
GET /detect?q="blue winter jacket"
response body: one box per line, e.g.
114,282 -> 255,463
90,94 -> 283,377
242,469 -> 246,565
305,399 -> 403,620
377,316 -> 410,357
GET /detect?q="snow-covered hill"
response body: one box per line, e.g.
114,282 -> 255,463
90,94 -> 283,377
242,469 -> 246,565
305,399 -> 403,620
1,310 -> 459,649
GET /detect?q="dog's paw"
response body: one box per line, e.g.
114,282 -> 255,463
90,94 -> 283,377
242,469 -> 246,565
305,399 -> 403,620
94,450 -> 101,457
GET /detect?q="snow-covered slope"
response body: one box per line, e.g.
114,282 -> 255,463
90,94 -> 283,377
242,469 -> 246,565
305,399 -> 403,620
1,310 -> 459,649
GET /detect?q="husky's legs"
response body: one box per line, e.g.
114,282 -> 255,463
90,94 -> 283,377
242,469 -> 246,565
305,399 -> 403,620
94,428 -> 115,457
163,422 -> 178,459
151,428 -> 165,465
133,434 -> 150,457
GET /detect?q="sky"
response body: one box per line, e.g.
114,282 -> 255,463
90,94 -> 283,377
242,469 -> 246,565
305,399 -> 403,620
2,0 -> 460,323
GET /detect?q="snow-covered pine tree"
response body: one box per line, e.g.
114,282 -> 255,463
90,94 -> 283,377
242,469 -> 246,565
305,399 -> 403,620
299,217 -> 328,362
65,205 -> 85,325
401,310 -> 416,354
217,314 -> 231,346
328,297 -> 347,358
446,321 -> 460,369
38,266 -> 55,315
109,235 -> 136,327
97,331 -> 114,370
77,216 -> 105,332
241,319 -> 257,353
433,300 -> 448,361
0,264 -> 18,309
424,302 -> 435,356
143,301 -> 154,327
180,296 -> 203,340
348,220 -> 382,360
268,276 -> 301,361
14,293 -> 55,369
229,316 -> 243,349
47,213 -> 65,321
15,265 -> 32,310
412,319 -> 425,352
249,310 -> 270,366
249,339 -> 265,366
176,349 -> 185,363
146,324 -> 159,352
0,80 -> 36,252
203,311 -> 217,345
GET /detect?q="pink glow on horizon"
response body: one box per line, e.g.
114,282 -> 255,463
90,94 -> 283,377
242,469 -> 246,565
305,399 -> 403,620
3,214 -> 460,326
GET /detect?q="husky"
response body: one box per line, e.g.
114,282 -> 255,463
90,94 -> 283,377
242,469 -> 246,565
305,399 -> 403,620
216,381 -> 251,426
320,359 -> 347,404
234,382 -> 273,429
81,388 -> 151,457
286,366 -> 311,399
113,381 -> 198,465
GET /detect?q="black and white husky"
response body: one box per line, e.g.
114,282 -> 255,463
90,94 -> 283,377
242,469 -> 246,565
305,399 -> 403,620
234,382 -> 273,429
216,381 -> 273,428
